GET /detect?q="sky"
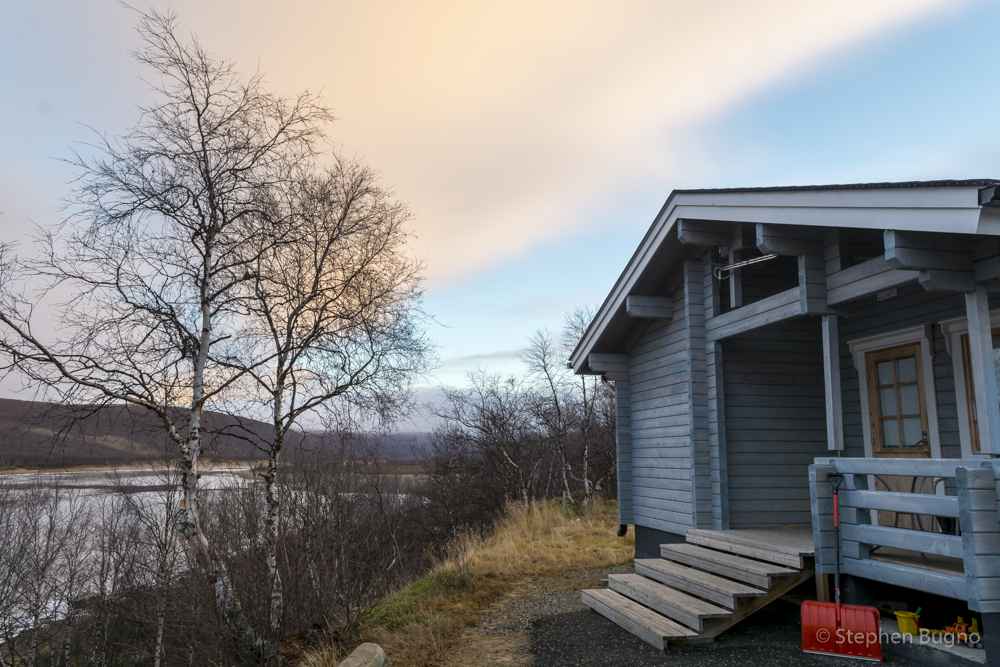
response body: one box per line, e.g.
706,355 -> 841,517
2,1 -> 1000,429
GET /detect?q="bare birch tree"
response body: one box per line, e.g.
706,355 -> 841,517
0,482 -> 29,667
524,310 -> 616,506
524,330 -> 574,504
0,9 -> 330,659
561,308 -> 615,502
122,479 -> 185,667
436,374 -> 543,504
215,159 -> 427,635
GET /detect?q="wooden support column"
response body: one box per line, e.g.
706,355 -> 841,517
965,287 -> 1000,455
704,258 -> 727,529
822,315 -> 844,451
684,257 -> 712,529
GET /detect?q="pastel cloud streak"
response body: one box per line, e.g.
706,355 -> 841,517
159,0 -> 955,282
1,1 -> 957,284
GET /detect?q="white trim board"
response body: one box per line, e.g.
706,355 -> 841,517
847,325 -> 943,460
939,310 -> 1000,459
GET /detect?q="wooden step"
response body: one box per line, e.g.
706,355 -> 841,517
608,573 -> 730,632
685,532 -> 804,569
582,588 -> 697,651
685,528 -> 811,569
634,558 -> 765,609
660,543 -> 798,589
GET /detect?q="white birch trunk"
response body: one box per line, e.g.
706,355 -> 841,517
174,286 -> 270,660
153,595 -> 165,667
263,432 -> 284,634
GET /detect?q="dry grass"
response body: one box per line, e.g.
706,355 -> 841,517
296,645 -> 339,667
297,500 -> 632,667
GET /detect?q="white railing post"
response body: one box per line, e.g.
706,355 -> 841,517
809,463 -> 836,575
958,465 -> 1000,613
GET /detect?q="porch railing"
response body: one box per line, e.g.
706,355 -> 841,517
809,457 -> 1000,613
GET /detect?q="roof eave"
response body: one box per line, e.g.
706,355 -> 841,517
570,182 -> 995,376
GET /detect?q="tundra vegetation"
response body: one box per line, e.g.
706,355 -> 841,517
0,9 -> 617,666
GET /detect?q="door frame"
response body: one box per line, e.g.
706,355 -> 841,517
848,325 -> 943,524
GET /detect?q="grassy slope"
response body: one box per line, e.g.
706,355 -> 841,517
300,500 -> 633,667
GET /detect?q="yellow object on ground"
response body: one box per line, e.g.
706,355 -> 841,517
895,611 -> 920,635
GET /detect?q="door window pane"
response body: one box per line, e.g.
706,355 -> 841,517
897,357 -> 917,383
878,361 -> 894,385
879,388 -> 897,416
900,385 -> 919,415
902,418 -> 923,447
882,420 -> 900,448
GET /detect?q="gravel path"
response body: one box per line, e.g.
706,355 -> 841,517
464,565 -> 979,666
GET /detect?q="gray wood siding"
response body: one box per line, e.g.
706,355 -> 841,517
723,318 -> 828,528
838,286 -> 965,459
627,287 -> 694,535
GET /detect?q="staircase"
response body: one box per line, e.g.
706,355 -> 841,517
582,527 -> 814,651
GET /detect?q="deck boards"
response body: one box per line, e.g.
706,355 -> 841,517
634,558 -> 764,609
686,527 -> 814,555
608,573 -> 729,632
660,543 -> 799,589
581,588 -> 696,650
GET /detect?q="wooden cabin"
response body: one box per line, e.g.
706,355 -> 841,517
570,179 -> 1000,657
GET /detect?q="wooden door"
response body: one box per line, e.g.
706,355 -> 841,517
866,344 -> 930,457
864,344 -> 936,529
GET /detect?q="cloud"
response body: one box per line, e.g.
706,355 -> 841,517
439,348 -> 527,369
160,0 -> 955,283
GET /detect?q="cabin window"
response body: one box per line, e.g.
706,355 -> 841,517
864,343 -> 930,457
958,328 -> 1000,454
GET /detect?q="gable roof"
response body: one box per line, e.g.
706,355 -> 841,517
570,179 -> 1000,374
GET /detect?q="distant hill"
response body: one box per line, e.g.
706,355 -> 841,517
0,398 -> 433,469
